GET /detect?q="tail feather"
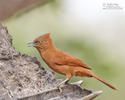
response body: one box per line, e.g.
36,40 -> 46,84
91,73 -> 117,90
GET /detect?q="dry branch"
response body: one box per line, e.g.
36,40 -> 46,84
0,22 -> 102,100
0,0 -> 48,20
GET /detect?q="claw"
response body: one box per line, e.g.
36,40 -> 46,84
58,86 -> 63,93
55,78 -> 70,93
55,84 -> 63,93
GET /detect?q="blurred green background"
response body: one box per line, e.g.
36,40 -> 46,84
3,0 -> 125,100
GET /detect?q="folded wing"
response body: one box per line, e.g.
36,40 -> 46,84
54,49 -> 91,70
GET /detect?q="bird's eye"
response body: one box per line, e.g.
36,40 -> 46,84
39,40 -> 42,43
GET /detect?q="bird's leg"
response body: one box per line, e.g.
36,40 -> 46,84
64,78 -> 70,85
56,78 -> 69,87
56,73 -> 71,92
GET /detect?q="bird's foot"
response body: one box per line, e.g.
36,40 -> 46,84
55,84 -> 63,93
64,81 -> 70,85
55,78 -> 69,93
57,85 -> 63,93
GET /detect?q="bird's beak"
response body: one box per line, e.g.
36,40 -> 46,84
27,42 -> 38,47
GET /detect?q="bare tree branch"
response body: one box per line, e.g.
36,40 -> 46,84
0,0 -> 49,20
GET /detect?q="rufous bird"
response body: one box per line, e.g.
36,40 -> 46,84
28,33 -> 117,90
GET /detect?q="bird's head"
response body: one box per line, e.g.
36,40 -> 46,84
28,33 -> 53,50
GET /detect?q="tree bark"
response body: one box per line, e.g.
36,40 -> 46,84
0,22 -> 102,100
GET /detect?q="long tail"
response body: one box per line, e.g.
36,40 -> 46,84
91,73 -> 117,90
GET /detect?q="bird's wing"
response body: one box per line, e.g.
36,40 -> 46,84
54,49 -> 91,70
